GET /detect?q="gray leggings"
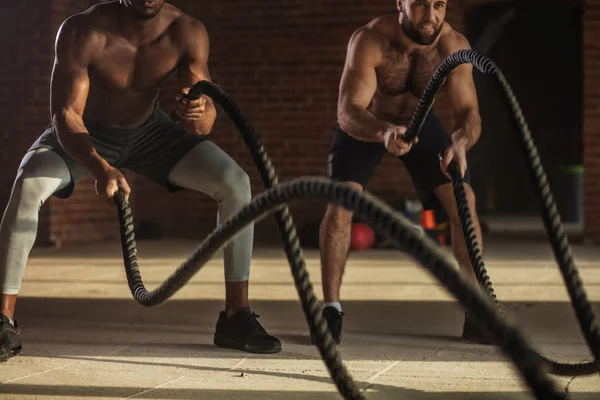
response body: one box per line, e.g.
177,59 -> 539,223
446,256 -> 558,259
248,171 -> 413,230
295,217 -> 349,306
0,141 -> 253,295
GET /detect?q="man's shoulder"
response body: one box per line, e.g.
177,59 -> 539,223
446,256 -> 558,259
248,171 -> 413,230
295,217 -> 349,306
56,4 -> 110,50
349,14 -> 396,52
167,6 -> 208,39
59,2 -> 122,38
362,13 -> 397,42
437,23 -> 471,55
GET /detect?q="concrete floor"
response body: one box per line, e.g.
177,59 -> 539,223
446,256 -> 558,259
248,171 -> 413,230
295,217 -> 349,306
0,238 -> 599,399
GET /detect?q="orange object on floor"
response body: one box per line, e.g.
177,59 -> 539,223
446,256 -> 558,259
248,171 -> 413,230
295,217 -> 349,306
421,210 -> 440,244
421,210 -> 436,230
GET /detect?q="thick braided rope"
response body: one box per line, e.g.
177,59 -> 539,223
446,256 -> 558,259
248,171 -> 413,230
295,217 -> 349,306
403,49 -> 599,375
115,177 -> 565,399
113,52 -> 597,399
449,168 -> 503,316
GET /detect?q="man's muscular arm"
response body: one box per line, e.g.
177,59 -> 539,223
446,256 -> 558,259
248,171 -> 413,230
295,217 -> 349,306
50,16 -> 109,177
338,29 -> 393,142
338,28 -> 416,155
50,16 -> 130,203
175,18 -> 216,135
439,32 -> 482,177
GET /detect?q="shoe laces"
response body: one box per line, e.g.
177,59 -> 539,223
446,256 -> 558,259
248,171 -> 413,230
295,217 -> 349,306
239,310 -> 268,335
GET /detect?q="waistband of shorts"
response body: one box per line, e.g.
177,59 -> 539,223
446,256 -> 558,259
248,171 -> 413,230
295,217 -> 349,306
83,101 -> 167,136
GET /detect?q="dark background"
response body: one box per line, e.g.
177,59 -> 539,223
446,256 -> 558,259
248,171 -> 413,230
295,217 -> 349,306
0,0 -> 595,248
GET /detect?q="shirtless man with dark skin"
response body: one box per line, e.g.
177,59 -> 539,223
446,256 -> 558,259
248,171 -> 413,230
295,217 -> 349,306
0,0 -> 281,361
316,0 -> 489,344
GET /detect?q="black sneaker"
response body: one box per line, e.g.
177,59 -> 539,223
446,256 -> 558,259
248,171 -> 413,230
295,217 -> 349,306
311,306 -> 344,345
462,312 -> 493,345
0,314 -> 22,362
213,308 -> 281,354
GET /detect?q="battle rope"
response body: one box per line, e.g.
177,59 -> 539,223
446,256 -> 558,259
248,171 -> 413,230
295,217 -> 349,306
169,82 -> 359,398
112,52 -> 596,399
403,49 -> 599,376
115,178 -> 564,399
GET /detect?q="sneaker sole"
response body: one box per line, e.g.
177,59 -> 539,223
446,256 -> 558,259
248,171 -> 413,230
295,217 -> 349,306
0,345 -> 22,362
214,334 -> 282,354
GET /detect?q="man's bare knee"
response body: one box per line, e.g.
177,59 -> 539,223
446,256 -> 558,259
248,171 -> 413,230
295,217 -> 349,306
321,181 -> 361,230
324,205 -> 353,231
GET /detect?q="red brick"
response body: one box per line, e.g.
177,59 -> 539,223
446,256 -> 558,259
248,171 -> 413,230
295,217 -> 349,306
2,0 -> 596,246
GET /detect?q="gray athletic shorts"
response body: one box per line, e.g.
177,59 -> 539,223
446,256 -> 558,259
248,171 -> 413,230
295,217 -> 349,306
28,103 -> 208,199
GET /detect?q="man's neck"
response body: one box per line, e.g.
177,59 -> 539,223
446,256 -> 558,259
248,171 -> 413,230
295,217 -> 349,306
116,8 -> 163,46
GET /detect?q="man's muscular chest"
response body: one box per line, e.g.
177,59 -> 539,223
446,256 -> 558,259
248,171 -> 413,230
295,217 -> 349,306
376,45 -> 442,97
90,36 -> 180,92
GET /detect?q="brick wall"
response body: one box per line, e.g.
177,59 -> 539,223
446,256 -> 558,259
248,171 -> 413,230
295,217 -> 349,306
584,0 -> 600,243
3,0 -> 594,248
0,3 -> 55,245
9,1 -> 593,247
0,0 -> 465,247
133,0 -> 466,243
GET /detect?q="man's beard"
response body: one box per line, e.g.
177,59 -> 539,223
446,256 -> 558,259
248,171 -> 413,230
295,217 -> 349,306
401,18 -> 442,45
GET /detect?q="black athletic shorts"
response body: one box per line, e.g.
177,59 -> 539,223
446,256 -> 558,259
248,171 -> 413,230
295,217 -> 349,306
327,110 -> 470,210
28,103 -> 208,199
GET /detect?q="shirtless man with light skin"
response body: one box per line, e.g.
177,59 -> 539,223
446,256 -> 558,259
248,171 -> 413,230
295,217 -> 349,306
0,0 -> 281,361
317,0 -> 490,344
